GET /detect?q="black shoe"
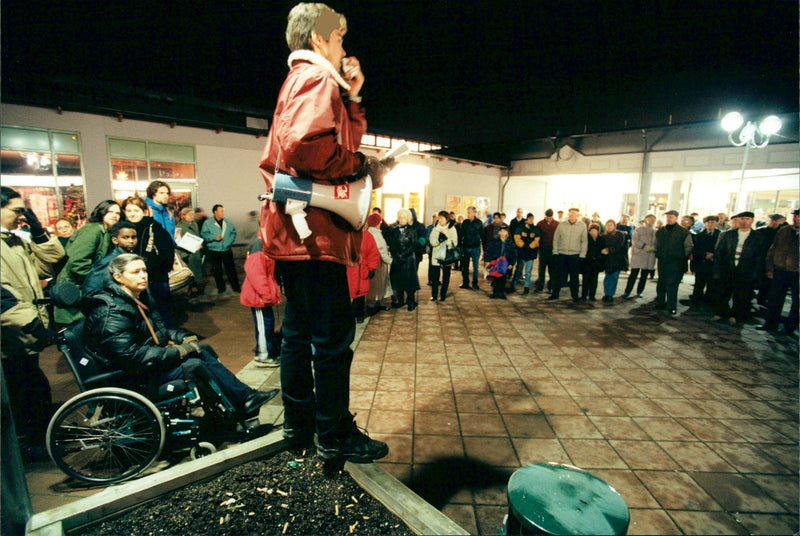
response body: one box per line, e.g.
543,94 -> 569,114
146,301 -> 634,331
534,288 -> 542,294
317,420 -> 389,463
459,283 -> 470,289
588,296 -> 596,301
547,295 -> 558,301
439,296 -> 446,302
407,302 -> 417,311
653,303 -> 666,310
430,297 -> 437,302
602,295 -> 613,303
242,388 -> 280,417
522,288 -> 530,295
472,281 -> 480,290
392,300 -> 405,309
756,324 -> 779,332
490,293 -> 501,299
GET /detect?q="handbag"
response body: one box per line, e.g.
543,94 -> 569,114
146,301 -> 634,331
440,246 -> 462,266
168,252 -> 195,292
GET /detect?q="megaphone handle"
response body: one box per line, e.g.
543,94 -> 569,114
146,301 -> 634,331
285,199 -> 312,240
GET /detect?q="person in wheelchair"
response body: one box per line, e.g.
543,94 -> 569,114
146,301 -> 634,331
83,253 -> 278,419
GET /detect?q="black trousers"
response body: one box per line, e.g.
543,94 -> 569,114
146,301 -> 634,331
535,248 -> 556,291
430,264 -> 451,300
691,270 -> 714,302
552,254 -> 581,299
207,249 -> 241,293
765,269 -> 799,330
714,272 -> 754,321
582,268 -> 600,299
655,262 -> 684,310
2,354 -> 52,444
277,261 -> 354,441
624,268 -> 654,296
490,274 -> 508,296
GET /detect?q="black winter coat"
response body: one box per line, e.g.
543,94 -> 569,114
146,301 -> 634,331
459,218 -> 485,249
83,282 -> 192,376
691,229 -> 720,274
130,216 -> 175,284
713,229 -> 767,281
388,224 -> 420,292
599,231 -> 628,273
583,234 -> 604,273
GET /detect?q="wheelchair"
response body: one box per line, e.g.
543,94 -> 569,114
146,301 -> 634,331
44,290 -> 269,484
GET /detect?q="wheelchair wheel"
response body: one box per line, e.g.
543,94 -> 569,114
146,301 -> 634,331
46,388 -> 166,484
190,441 -> 217,460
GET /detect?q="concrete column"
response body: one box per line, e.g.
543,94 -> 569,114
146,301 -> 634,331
668,180 -> 683,212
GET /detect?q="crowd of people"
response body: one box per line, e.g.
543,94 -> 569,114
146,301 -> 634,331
3,2 -> 797,475
360,203 -> 798,338
1,183 -> 280,463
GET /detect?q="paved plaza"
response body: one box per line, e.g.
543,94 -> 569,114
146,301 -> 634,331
25,270 -> 799,535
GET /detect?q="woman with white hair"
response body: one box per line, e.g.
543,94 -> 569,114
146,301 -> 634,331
387,208 -> 419,311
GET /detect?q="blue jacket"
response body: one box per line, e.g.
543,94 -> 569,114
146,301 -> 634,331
201,217 -> 237,252
145,197 -> 176,242
486,236 -> 517,266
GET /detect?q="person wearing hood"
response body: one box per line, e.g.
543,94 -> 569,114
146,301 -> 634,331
365,212 -> 393,315
145,181 -> 176,242
121,196 -> 176,326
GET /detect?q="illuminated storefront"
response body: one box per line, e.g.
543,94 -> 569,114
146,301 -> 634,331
1,126 -> 87,227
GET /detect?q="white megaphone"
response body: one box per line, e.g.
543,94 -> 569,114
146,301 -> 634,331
260,142 -> 411,241
265,173 -> 373,240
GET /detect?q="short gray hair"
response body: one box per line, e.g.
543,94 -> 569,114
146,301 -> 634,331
286,3 -> 347,52
108,253 -> 145,277
396,208 -> 412,223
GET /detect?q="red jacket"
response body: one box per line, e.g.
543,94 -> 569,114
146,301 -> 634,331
240,252 -> 281,308
259,51 -> 368,266
347,229 -> 379,299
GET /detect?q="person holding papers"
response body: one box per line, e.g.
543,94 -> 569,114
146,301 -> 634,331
177,207 -> 204,297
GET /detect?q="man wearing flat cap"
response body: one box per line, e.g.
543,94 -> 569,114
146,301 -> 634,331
654,209 -> 693,314
712,211 -> 767,324
759,208 -> 799,334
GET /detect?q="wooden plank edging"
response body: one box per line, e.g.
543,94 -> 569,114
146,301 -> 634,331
26,431 -> 468,536
347,462 -> 470,536
26,429 -> 287,535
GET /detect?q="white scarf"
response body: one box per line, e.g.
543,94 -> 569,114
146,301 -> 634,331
287,50 -> 351,91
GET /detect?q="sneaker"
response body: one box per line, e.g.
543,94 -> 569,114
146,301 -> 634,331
254,354 -> 280,368
316,419 -> 389,463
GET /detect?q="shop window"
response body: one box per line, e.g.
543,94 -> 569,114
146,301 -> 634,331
108,138 -> 198,214
0,126 -> 86,227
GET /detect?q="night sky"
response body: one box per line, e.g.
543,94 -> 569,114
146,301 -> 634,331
2,0 -> 797,146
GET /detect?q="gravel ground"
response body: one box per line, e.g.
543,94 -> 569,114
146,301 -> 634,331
77,450 -> 415,536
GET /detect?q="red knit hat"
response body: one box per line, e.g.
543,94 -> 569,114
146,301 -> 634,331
367,213 -> 383,227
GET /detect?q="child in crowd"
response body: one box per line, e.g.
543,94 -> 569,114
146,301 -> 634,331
485,224 -> 517,299
241,238 -> 282,367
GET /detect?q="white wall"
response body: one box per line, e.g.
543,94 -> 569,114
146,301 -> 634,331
425,158 -> 503,214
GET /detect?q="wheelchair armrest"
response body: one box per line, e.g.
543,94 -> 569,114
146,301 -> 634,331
82,370 -> 127,389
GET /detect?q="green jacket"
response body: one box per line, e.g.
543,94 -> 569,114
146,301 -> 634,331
55,223 -> 111,324
1,231 -> 64,356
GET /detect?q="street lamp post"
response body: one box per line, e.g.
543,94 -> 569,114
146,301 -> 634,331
721,112 -> 782,213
